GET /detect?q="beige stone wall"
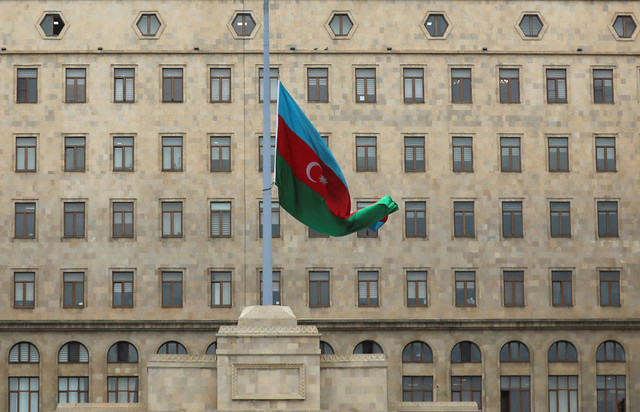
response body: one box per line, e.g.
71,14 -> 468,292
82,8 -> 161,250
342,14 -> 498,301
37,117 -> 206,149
0,1 -> 639,412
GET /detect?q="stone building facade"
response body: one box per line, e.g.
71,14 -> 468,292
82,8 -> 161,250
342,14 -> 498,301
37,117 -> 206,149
1,0 -> 639,411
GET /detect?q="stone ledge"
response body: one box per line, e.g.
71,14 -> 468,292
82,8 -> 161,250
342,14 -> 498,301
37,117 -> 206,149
147,354 -> 217,368
55,403 -> 146,411
389,401 -> 479,411
217,325 -> 320,336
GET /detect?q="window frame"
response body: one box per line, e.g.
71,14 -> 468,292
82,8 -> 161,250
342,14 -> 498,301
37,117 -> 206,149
500,137 -> 522,172
259,201 -> 280,238
161,201 -> 183,238
308,270 -> 330,307
597,201 -> 619,238
450,67 -> 472,103
355,68 -> 377,103
357,270 -> 379,307
259,270 -> 282,305
500,376 -> 530,412
452,136 -> 473,172
65,67 -> 87,103
161,136 -> 183,172
58,376 -> 89,404
402,376 -> 433,402
595,136 -> 616,172
210,67 -> 232,103
592,68 -> 614,104
499,68 -> 520,103
107,376 -> 139,403
231,13 -> 256,37
406,270 -> 428,307
503,271 -> 525,307
550,201 -> 571,238
161,270 -> 183,308
258,135 -> 275,172
62,271 -> 85,309
548,136 -> 569,172
355,136 -> 377,172
404,136 -> 425,172
548,375 -> 578,412
112,201 -> 134,238
405,201 -> 427,238
403,67 -> 425,103
502,201 -> 523,238
329,13 -> 353,37
210,201 -> 232,238
114,67 -> 135,103
546,68 -> 568,104
112,271 -> 134,308
14,202 -> 36,239
64,136 -> 86,172
453,201 -> 475,238
162,67 -> 184,103
454,271 -> 476,307
258,67 -> 279,103
307,67 -> 329,103
14,271 -> 36,309
599,270 -> 621,307
9,377 -> 39,412
107,341 -> 138,363
17,67 -> 38,103
113,136 -> 134,172
500,341 -> 530,362
15,136 -> 37,172
596,375 -> 626,412
63,201 -> 86,238
210,135 -> 231,172
211,270 -> 232,307
551,271 -> 573,307
451,376 -> 482,409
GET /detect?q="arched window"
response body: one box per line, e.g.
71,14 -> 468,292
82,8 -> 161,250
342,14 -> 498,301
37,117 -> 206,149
596,341 -> 625,362
9,342 -> 39,363
107,341 -> 138,363
500,341 -> 530,362
451,341 -> 481,363
320,341 -> 334,355
59,341 -> 89,363
157,341 -> 187,355
353,340 -> 383,354
206,342 -> 217,355
548,340 -> 577,362
402,341 -> 433,363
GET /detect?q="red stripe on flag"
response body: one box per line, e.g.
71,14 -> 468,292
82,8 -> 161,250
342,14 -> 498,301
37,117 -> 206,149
277,116 -> 351,218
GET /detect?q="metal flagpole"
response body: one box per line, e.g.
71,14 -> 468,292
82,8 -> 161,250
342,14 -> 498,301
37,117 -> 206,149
261,0 -> 273,305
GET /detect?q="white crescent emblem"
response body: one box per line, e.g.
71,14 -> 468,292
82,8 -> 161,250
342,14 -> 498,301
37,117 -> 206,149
306,162 -> 322,182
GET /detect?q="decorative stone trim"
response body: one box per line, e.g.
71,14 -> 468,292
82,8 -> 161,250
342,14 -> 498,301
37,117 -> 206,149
55,403 -> 146,410
320,354 -> 386,362
231,363 -> 305,400
389,401 -> 480,411
148,354 -> 216,362
218,325 -> 319,336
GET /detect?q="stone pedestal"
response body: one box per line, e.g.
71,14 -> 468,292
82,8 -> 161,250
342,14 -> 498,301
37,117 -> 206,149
215,306 -> 321,411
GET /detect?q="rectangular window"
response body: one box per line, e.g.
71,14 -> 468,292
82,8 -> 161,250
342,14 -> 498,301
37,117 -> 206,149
451,68 -> 472,103
9,377 -> 39,411
452,137 -> 473,172
114,68 -> 135,102
65,68 -> 86,103
113,202 -> 134,238
162,68 -> 183,102
58,377 -> 89,403
162,136 -> 183,171
211,136 -> 231,172
499,68 -> 520,103
548,137 -> 569,172
107,376 -> 138,403
548,376 -> 578,412
546,69 -> 567,103
355,68 -> 376,102
550,202 -> 571,237
64,202 -> 85,238
405,201 -> 426,237
211,202 -> 231,237
17,68 -> 38,103
600,271 -> 620,307
455,271 -> 476,307
356,136 -> 377,172
112,272 -> 133,308
63,272 -> 84,308
113,137 -> 134,171
502,201 -> 523,238
211,271 -> 232,307
504,271 -> 524,307
403,68 -> 424,103
451,376 -> 482,409
258,136 -> 275,172
308,68 -> 328,102
356,201 -> 378,238
595,137 -> 616,172
358,271 -> 379,307
259,201 -> 280,238
161,202 -> 182,237
309,270 -> 330,307
501,137 -> 521,172
402,376 -> 433,401
597,375 -> 625,412
16,137 -> 36,172
259,68 -> 279,102
593,69 -> 614,103
407,271 -> 427,307
65,137 -> 85,172
454,201 -> 475,237
552,271 -> 572,306
597,201 -> 618,238
15,202 -> 36,239
14,272 -> 35,308
210,68 -> 231,102
161,271 -> 183,307
500,376 -> 530,412
260,270 -> 281,305
404,136 -> 425,172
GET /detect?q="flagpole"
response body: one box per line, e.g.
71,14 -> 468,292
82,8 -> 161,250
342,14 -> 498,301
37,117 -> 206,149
261,0 -> 273,305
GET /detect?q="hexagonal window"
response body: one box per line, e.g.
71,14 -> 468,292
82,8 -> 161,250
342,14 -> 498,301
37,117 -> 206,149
137,14 -> 161,36
519,14 -> 543,37
613,15 -> 636,38
329,13 -> 353,37
40,13 -> 65,37
232,13 -> 256,37
425,14 -> 448,37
